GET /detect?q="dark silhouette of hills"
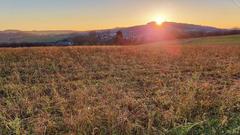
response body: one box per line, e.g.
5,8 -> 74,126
0,22 -> 239,47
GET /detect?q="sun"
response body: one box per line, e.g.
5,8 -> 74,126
155,16 -> 166,25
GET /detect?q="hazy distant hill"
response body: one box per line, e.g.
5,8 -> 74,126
65,22 -> 238,44
111,22 -> 228,41
0,30 -> 83,43
0,22 -> 238,45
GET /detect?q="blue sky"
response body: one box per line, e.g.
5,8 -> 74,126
0,0 -> 239,30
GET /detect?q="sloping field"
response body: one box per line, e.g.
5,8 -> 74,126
151,34 -> 240,46
0,36 -> 240,134
180,34 -> 240,45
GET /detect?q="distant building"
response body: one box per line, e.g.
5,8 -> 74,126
56,40 -> 73,46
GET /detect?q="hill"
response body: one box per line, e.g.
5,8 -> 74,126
0,22 -> 239,46
0,30 -> 74,43
148,34 -> 240,46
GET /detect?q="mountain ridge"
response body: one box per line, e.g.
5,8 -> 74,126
0,22 -> 239,44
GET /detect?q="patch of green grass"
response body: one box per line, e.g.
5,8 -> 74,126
149,34 -> 240,46
180,34 -> 240,45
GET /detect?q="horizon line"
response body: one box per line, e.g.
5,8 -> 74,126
0,21 -> 238,32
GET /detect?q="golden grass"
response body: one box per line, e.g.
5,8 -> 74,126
0,44 -> 239,134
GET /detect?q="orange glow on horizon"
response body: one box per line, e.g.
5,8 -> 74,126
0,1 -> 240,31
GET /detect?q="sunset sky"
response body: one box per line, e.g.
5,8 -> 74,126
0,0 -> 240,31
